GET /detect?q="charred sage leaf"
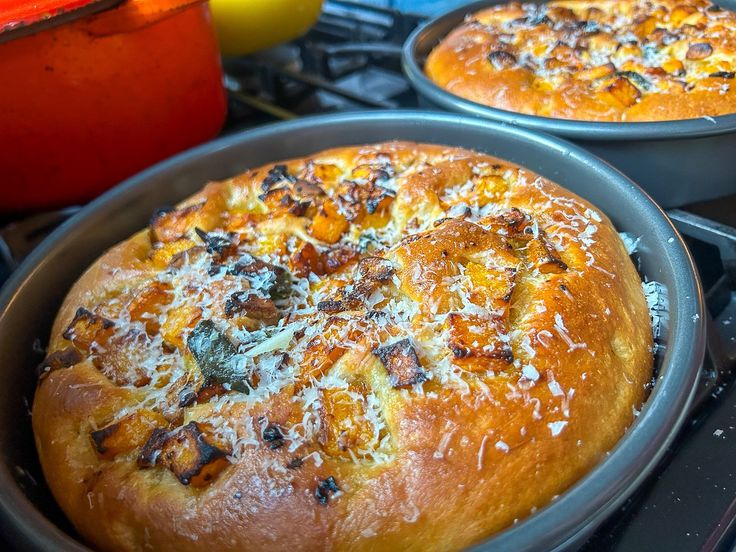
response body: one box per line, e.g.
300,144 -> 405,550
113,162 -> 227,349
262,164 -> 296,191
178,385 -> 198,407
315,476 -> 340,505
710,71 -> 735,79
187,320 -> 249,393
194,228 -> 236,259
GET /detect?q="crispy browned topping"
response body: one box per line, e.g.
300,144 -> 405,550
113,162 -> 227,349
224,292 -> 280,324
426,0 -> 736,121
374,338 -> 428,388
447,313 -> 514,367
488,49 -> 518,69
262,423 -> 285,449
91,410 -> 168,460
45,142 -> 635,496
62,308 -> 114,350
687,42 -> 713,60
138,421 -> 231,486
36,347 -> 83,379
314,476 -> 340,505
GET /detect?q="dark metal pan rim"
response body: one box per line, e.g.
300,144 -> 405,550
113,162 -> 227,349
0,110 -> 706,551
401,0 -> 736,142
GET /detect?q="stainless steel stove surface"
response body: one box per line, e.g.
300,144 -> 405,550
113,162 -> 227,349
2,1 -> 736,550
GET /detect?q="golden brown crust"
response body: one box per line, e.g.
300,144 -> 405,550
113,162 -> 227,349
33,141 -> 652,551
425,0 -> 736,122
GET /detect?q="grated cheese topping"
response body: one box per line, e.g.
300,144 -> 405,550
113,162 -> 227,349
46,141 -> 654,499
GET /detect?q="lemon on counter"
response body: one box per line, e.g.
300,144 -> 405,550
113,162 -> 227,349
209,0 -> 323,56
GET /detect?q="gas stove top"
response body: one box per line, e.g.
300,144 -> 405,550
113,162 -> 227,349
2,1 -> 736,550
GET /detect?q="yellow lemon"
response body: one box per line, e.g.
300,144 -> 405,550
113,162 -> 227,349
209,0 -> 323,56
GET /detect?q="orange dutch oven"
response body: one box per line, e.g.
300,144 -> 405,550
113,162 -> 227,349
0,0 -> 227,212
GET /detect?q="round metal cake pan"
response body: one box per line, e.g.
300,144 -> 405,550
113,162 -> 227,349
0,111 -> 705,551
402,0 -> 736,209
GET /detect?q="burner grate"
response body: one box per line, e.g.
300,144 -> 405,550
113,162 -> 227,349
221,0 -> 422,130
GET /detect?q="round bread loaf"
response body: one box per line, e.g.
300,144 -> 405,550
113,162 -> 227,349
33,142 -> 652,551
425,0 -> 736,121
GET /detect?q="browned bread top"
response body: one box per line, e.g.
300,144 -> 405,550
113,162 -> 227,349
425,0 -> 736,121
33,142 -> 652,551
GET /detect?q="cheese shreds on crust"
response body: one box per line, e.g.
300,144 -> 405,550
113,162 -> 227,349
33,141 -> 653,552
426,0 -> 736,121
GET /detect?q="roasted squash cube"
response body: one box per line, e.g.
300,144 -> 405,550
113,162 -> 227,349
150,239 -> 198,270
161,305 -> 203,349
527,234 -> 567,274
446,313 -> 513,371
303,162 -> 343,187
138,421 -> 231,487
576,63 -> 615,81
62,308 -> 114,352
465,262 -> 516,312
92,329 -> 155,387
319,386 -> 376,457
606,76 -> 641,107
128,282 -> 174,335
91,409 -> 168,460
37,347 -> 83,379
149,195 -> 225,244
309,200 -> 349,244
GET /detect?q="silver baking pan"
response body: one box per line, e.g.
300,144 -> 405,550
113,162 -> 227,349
402,0 -> 736,209
0,111 -> 705,551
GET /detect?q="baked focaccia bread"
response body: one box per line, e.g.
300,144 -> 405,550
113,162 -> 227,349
33,142 -> 652,551
426,0 -> 736,121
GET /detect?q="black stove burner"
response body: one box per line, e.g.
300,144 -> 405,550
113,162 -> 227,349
2,1 -> 736,550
